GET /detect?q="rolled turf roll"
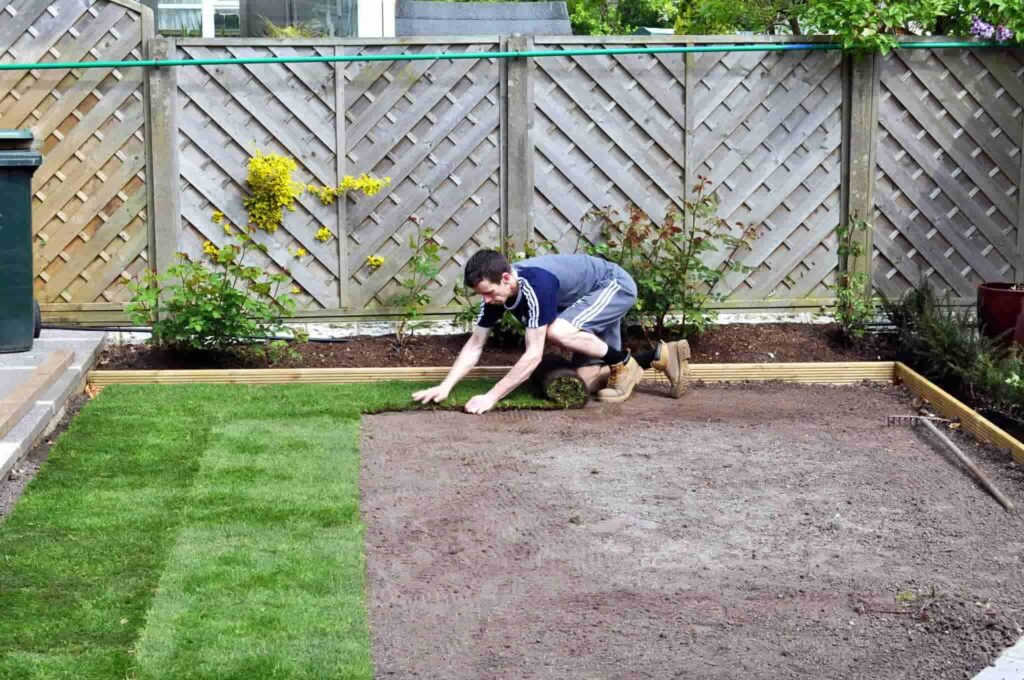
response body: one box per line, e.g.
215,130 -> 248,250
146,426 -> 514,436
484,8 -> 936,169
530,354 -> 589,409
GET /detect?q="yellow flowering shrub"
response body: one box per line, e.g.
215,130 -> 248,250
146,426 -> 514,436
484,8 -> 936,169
307,174 -> 390,206
130,150 -> 389,354
340,173 -> 390,197
243,151 -> 306,234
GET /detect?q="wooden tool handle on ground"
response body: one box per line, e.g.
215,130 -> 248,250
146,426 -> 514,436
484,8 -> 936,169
919,411 -> 1015,512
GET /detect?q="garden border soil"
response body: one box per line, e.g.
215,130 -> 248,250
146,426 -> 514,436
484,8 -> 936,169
93,324 -> 898,371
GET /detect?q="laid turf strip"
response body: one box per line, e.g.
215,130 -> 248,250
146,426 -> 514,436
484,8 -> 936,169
0,381 -> 550,679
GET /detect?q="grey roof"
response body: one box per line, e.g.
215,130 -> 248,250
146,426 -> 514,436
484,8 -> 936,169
395,0 -> 572,36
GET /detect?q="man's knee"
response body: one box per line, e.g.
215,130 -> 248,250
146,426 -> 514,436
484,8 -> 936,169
546,318 -> 579,346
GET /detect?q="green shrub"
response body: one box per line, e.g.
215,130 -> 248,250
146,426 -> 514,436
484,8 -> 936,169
881,284 -> 990,387
128,151 -> 387,354
582,177 -> 757,340
126,228 -> 301,353
881,282 -> 1024,418
828,217 -> 875,340
392,217 -> 445,346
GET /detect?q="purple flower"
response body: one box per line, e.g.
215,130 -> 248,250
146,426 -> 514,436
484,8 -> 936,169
994,25 -> 1014,42
970,16 -> 995,39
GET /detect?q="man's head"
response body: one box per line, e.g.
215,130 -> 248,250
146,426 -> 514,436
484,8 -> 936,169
464,249 -> 516,305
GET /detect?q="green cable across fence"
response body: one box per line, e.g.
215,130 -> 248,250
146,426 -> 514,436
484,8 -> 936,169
0,40 -> 1014,73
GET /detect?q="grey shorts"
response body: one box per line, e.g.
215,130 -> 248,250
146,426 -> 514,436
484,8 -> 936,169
560,264 -> 638,367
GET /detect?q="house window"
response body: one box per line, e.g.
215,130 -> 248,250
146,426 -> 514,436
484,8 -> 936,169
142,0 -> 238,36
244,0 -> 358,37
144,0 -> 362,38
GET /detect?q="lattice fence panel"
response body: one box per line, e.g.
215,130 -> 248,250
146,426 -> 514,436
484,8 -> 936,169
0,0 -> 148,306
175,42 -> 340,310
691,48 -> 844,303
531,43 -> 685,255
873,48 -> 1024,300
343,42 -> 501,310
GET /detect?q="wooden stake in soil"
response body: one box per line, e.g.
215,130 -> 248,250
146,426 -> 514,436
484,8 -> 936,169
530,355 -> 589,409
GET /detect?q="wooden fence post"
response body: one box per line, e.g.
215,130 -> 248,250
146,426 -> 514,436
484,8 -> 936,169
684,46 -> 695,204
1019,97 -> 1024,283
145,37 -> 181,281
334,46 -> 351,308
505,35 -> 534,253
844,50 -> 880,291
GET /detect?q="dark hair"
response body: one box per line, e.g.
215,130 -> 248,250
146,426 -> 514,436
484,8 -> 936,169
464,249 -> 511,288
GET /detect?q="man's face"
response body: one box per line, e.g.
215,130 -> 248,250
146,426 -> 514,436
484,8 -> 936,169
473,272 -> 515,305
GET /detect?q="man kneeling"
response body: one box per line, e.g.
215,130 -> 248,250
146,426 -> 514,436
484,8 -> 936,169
411,250 -> 689,415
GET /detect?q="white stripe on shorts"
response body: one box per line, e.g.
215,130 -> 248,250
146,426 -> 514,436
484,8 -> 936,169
571,280 -> 620,329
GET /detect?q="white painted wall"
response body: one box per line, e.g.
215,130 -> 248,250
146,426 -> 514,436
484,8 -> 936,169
201,0 -> 215,37
358,0 -> 395,37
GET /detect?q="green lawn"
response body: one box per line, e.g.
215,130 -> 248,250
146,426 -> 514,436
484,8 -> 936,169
0,381 -> 550,680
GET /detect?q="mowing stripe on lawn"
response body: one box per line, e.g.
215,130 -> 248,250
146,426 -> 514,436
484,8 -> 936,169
0,390 -> 213,679
134,418 -> 371,679
0,381 -> 551,680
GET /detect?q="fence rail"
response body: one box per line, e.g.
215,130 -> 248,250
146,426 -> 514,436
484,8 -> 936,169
2,0 -> 1022,324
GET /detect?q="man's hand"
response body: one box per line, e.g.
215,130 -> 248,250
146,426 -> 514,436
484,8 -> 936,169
464,394 -> 497,415
412,384 -> 450,404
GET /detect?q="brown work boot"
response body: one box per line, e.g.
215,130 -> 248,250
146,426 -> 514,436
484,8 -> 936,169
596,356 -> 643,403
651,339 -> 691,399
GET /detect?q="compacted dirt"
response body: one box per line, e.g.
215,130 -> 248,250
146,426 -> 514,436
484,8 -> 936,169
360,383 -> 1024,680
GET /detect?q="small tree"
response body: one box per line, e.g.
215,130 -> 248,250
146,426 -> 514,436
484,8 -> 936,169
828,216 -> 875,340
675,0 -> 1022,52
392,217 -> 445,347
581,177 -> 757,340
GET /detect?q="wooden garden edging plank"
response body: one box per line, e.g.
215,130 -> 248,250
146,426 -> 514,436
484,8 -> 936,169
0,351 -> 74,440
895,362 -> 1024,465
87,361 -> 896,389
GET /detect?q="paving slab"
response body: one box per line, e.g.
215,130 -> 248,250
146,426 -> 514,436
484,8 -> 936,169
975,638 -> 1024,680
0,330 -> 106,480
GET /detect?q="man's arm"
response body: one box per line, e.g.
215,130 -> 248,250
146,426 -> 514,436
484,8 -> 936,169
464,325 -> 546,414
411,326 -> 490,404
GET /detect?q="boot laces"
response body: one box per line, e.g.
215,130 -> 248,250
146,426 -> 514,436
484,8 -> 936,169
607,361 -> 627,388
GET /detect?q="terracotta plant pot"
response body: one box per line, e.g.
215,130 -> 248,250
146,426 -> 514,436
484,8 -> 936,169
977,282 -> 1024,349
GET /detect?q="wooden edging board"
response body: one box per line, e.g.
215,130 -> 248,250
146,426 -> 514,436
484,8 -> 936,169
894,362 -> 1024,465
86,360 -> 1024,461
87,361 -> 897,387
0,350 -> 74,440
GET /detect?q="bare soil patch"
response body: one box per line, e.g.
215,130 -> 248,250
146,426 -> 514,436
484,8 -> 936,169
360,383 -> 1024,679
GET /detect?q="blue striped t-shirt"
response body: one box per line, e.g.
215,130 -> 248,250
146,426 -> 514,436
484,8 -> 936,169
476,265 -> 559,329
